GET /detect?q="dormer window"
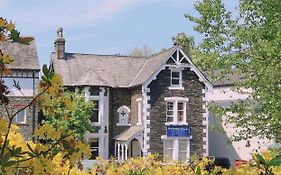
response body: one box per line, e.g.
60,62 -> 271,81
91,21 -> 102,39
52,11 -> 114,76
169,68 -> 184,90
117,106 -> 131,126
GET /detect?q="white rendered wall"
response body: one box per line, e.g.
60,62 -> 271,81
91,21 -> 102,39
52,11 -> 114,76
207,86 -> 273,165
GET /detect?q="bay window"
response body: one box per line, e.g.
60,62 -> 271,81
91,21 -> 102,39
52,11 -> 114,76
163,138 -> 190,161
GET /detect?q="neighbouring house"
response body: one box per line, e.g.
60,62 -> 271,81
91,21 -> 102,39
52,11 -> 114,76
50,28 -> 212,163
206,75 -> 273,165
0,38 -> 40,140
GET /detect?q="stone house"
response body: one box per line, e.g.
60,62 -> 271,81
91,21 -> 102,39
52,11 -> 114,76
50,28 -> 212,163
0,39 -> 40,140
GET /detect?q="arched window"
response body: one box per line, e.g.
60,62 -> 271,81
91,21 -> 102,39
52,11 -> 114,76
117,106 -> 130,125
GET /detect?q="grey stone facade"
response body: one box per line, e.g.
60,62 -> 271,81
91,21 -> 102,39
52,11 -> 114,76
148,67 -> 206,157
0,96 -> 37,140
108,86 -> 142,156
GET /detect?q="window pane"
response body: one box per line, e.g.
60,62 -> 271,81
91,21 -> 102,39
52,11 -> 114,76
90,138 -> 99,160
172,79 -> 179,85
16,110 -> 25,123
167,102 -> 173,110
91,110 -> 98,122
167,116 -> 173,122
165,140 -> 173,148
164,140 -> 173,160
179,140 -> 187,161
178,152 -> 187,161
172,71 -> 179,78
179,140 -> 187,151
178,102 -> 184,110
91,100 -> 99,122
167,111 -> 173,116
92,100 -> 99,109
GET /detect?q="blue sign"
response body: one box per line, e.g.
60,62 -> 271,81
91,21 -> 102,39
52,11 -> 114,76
166,125 -> 191,137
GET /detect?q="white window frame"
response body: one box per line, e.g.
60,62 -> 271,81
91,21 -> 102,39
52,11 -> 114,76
15,109 -> 26,124
117,105 -> 131,126
162,136 -> 190,161
164,97 -> 188,125
169,68 -> 184,90
90,99 -> 100,125
136,98 -> 142,125
89,137 -> 99,160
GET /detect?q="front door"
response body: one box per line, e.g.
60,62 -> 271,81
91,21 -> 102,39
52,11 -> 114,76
128,138 -> 142,158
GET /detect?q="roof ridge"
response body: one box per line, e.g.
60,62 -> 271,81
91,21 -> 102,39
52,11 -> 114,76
129,59 -> 149,86
147,46 -> 175,59
62,52 -> 147,59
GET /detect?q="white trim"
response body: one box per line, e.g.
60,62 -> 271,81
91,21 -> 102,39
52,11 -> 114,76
117,105 -> 131,125
164,97 -> 189,101
162,136 -> 191,161
142,86 -> 149,155
137,97 -> 142,125
15,109 -> 27,124
169,68 -> 183,89
116,123 -> 131,126
203,87 -> 209,156
141,47 -> 212,90
164,97 -> 189,125
178,48 -> 213,90
169,86 -> 184,90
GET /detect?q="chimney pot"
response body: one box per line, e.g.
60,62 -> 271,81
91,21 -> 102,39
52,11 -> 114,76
54,27 -> 65,59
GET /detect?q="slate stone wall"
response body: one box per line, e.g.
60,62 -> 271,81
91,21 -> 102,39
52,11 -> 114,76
0,96 -> 37,140
108,86 -> 142,156
148,67 -> 206,157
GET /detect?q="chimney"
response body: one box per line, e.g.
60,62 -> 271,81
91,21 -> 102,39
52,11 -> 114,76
54,27 -> 65,59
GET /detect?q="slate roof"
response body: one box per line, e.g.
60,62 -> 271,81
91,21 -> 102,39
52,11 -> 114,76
203,71 -> 247,87
114,125 -> 144,141
0,40 -> 40,71
51,48 -> 175,87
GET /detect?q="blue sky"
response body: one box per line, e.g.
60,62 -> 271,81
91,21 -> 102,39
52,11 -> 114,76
0,0 -> 237,67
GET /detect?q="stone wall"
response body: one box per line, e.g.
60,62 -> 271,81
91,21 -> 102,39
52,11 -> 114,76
0,96 -> 38,140
108,86 -> 142,156
148,67 -> 206,157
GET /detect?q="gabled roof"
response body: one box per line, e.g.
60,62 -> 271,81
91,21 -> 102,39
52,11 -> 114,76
51,53 -> 147,87
114,125 -> 144,141
51,46 -> 212,89
129,47 -> 176,86
0,40 -> 40,71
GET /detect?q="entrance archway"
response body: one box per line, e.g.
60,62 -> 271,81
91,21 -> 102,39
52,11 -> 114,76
128,138 -> 142,158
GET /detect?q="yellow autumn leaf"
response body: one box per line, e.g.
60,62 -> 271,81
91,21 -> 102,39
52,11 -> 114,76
0,34 -> 5,42
0,118 -> 8,134
1,54 -> 13,64
0,18 -> 5,28
6,21 -> 14,31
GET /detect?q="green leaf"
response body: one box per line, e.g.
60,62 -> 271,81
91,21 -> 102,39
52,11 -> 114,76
17,37 -> 33,45
1,152 -> 11,165
267,155 -> 281,167
26,142 -> 34,154
42,64 -> 49,77
42,76 -> 51,86
13,147 -> 22,156
10,29 -> 20,41
256,153 -> 266,164
2,160 -> 16,167
196,166 -> 201,175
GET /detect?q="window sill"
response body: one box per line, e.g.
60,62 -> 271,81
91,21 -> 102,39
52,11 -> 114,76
165,122 -> 188,126
116,123 -> 131,126
169,86 -> 184,90
15,123 -> 28,126
92,122 -> 101,126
